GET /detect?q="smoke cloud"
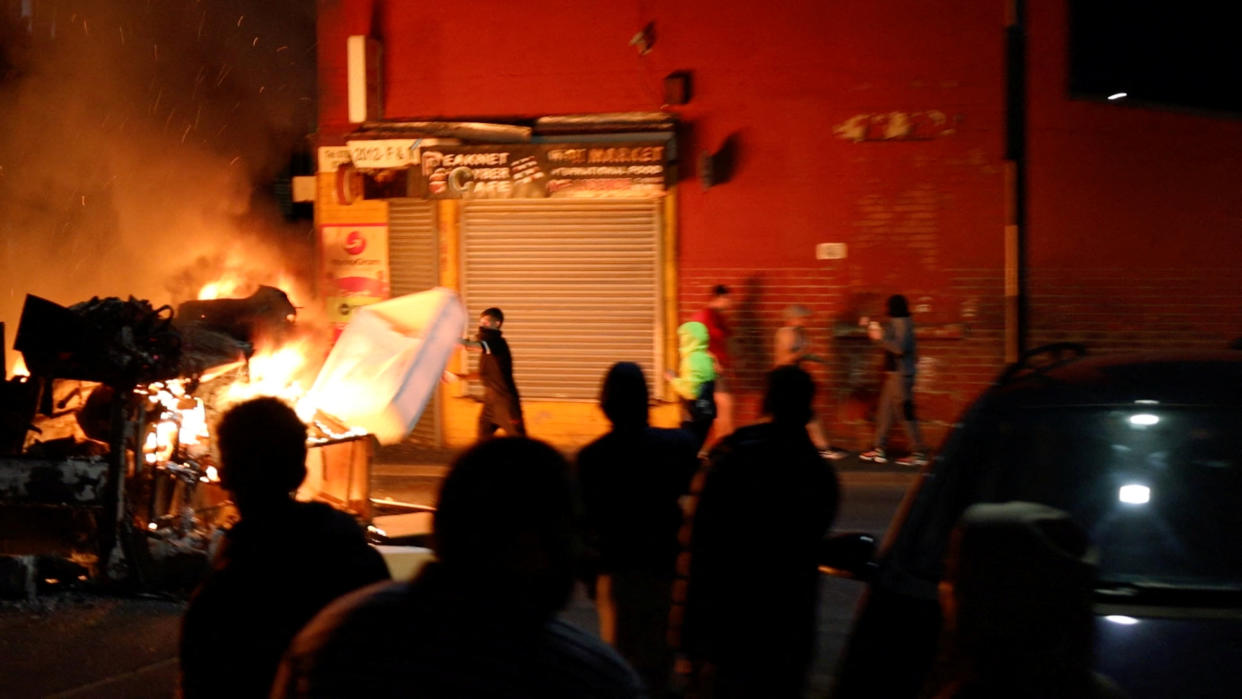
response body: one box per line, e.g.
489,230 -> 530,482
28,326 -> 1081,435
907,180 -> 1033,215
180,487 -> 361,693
1,0 -> 318,374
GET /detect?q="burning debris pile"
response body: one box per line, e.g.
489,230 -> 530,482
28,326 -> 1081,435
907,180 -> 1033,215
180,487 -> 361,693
0,285 -> 368,591
1,284 -> 465,594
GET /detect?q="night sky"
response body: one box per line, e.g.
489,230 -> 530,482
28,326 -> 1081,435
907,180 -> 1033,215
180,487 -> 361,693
0,1 -> 318,374
1069,2 -> 1242,115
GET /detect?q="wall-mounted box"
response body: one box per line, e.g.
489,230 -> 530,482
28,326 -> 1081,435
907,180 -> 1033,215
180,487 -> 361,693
816,242 -> 848,260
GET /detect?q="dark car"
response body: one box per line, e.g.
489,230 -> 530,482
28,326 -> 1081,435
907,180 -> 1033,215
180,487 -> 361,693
827,345 -> 1242,698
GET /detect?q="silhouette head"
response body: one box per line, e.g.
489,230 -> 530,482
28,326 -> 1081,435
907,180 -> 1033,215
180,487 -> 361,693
784,304 -> 811,324
433,437 -> 576,618
944,502 -> 1096,668
886,294 -> 910,318
599,361 -> 649,429
480,307 -> 504,329
761,365 -> 815,427
215,397 -> 307,512
708,284 -> 732,310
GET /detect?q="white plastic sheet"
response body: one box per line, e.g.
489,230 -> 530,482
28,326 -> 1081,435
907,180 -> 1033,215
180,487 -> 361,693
302,287 -> 466,444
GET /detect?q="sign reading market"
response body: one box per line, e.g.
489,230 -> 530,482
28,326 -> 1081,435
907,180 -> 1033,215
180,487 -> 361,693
418,144 -> 667,199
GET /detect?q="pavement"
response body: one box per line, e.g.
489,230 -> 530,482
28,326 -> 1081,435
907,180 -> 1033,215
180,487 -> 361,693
373,441 -> 923,499
0,443 -> 917,698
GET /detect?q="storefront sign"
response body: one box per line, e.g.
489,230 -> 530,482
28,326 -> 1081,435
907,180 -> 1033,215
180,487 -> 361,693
418,143 -> 667,199
320,223 -> 390,336
347,139 -> 421,169
317,146 -> 353,173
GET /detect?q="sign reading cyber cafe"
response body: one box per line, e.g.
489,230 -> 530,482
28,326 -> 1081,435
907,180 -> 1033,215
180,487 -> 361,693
418,144 -> 668,199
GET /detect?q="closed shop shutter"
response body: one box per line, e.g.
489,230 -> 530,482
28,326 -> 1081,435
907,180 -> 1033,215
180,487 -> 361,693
388,199 -> 438,295
461,199 -> 664,401
387,198 -> 441,444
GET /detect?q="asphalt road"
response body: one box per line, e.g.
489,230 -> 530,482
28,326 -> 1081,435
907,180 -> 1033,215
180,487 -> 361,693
0,470 -> 912,698
809,481 -> 911,695
0,594 -> 184,698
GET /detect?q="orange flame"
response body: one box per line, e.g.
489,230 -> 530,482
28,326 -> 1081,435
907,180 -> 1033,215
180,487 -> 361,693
197,271 -> 303,302
193,272 -> 320,408
218,336 -> 318,409
140,380 -> 211,466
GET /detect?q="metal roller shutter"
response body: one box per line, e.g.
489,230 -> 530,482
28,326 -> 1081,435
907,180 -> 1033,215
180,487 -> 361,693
389,199 -> 438,295
387,199 -> 441,444
461,199 -> 664,401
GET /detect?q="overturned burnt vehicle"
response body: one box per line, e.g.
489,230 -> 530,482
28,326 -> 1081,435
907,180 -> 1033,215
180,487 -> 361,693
0,286 -> 374,591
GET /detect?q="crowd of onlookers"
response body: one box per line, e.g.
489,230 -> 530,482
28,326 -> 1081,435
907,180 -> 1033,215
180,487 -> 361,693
179,360 -> 841,699
179,288 -> 1116,698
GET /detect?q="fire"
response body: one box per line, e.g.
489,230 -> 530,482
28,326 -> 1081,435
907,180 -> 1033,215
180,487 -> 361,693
10,354 -> 28,378
141,268 -> 323,472
191,272 -> 322,410
197,272 -> 254,300
140,380 -> 212,472
135,276 -> 356,478
219,336 -> 318,409
198,272 -> 302,302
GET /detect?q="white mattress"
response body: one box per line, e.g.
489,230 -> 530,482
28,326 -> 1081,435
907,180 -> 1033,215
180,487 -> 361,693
302,287 -> 467,444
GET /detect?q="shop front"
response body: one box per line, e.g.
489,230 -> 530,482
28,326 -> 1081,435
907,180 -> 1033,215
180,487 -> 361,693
315,125 -> 683,448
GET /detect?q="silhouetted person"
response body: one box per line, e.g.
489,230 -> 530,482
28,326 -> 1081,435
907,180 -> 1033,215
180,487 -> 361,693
681,365 -> 841,698
929,502 -> 1127,699
459,307 -> 526,439
773,303 -> 847,460
577,362 -> 699,696
179,397 -> 389,699
860,293 -> 929,467
272,437 -> 645,698
665,321 -> 717,451
691,284 -> 735,445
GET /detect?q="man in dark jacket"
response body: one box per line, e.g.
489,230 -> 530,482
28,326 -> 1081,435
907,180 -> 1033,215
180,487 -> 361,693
577,362 -> 699,695
460,306 -> 526,439
180,397 -> 389,699
681,365 -> 840,699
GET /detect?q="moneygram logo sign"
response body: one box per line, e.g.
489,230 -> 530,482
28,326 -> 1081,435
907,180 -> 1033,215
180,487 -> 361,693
344,230 -> 367,255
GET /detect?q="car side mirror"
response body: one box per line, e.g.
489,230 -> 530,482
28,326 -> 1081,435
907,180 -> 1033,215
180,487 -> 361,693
366,509 -> 436,548
819,532 -> 878,582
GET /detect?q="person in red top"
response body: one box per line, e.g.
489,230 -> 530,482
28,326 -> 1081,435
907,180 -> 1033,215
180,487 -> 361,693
691,284 -> 735,446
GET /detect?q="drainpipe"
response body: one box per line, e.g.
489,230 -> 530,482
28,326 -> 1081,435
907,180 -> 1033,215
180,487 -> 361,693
1005,0 -> 1028,363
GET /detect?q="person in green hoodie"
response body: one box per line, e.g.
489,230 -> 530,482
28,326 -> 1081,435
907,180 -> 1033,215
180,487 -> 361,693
665,321 -> 719,450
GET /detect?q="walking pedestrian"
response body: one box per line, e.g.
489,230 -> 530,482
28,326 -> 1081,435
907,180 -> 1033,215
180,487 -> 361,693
691,284 -> 735,444
666,321 -> 718,452
774,304 -> 848,460
577,362 -> 699,696
459,306 -> 526,439
680,365 -> 841,698
859,294 -> 929,467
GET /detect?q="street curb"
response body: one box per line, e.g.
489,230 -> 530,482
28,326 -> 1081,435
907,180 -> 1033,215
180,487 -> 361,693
372,464 -> 449,477
372,463 -> 918,487
837,470 -> 919,487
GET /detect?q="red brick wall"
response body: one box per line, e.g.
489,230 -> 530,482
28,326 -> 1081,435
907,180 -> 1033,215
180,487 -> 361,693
316,0 -> 1009,450
317,0 -> 371,143
314,1 -> 1242,450
1028,269 -> 1242,352
678,266 -> 1006,450
1025,2 -> 1242,353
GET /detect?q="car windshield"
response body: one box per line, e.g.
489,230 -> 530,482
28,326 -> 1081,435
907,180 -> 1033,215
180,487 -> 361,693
960,405 -> 1242,588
